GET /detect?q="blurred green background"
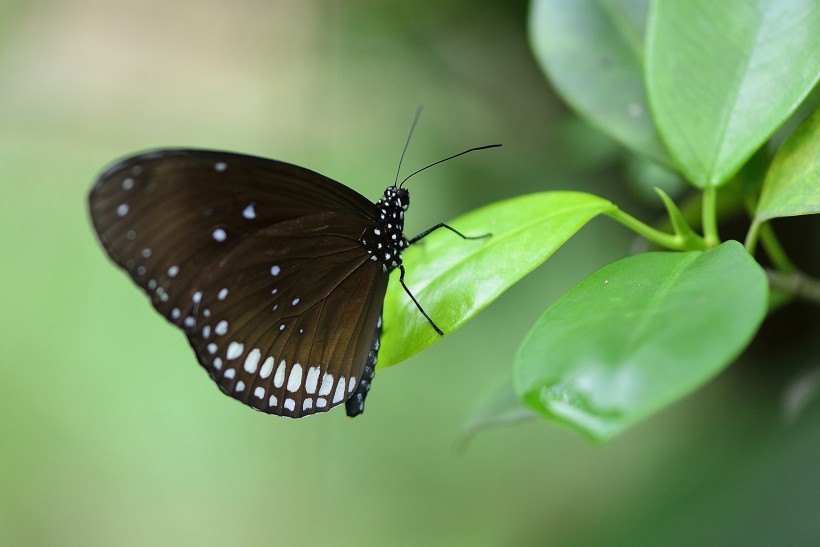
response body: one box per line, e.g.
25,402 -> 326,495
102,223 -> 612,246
1,1 -> 818,545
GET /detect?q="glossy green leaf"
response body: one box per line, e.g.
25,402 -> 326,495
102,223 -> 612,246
646,0 -> 820,188
379,192 -> 615,368
529,0 -> 669,164
514,241 -> 767,442
755,108 -> 820,223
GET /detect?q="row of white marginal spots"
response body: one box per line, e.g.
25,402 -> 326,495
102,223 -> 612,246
115,159 -> 352,413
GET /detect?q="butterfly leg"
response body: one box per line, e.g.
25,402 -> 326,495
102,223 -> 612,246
398,264 -> 443,335
408,223 -> 491,244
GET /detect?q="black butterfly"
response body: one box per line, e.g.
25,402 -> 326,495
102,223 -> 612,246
89,144 -> 498,418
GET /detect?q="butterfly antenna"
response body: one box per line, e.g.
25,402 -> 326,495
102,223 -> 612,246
395,105 -> 424,185
399,144 -> 502,188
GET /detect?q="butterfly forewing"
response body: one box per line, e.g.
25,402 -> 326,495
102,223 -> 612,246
89,149 -> 386,417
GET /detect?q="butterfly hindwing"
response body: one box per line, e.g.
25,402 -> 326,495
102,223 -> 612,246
184,213 -> 389,416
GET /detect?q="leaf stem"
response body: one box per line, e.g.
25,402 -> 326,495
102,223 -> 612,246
759,223 -> 797,273
744,220 -> 762,254
606,208 -> 706,251
702,186 -> 720,247
766,269 -> 820,304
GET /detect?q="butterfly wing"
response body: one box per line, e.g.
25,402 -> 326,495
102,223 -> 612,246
186,213 -> 388,416
89,149 -> 385,417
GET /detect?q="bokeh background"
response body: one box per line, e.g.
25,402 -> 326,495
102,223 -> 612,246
2,1 -> 818,545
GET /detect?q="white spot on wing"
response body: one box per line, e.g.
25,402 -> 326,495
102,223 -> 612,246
116,203 -> 129,217
270,265 -> 280,276
235,381 -> 245,392
224,368 -> 235,379
348,377 -> 356,393
243,348 -> 261,373
213,357 -> 222,370
122,178 -> 134,190
332,378 -> 346,403
167,265 -> 179,277
218,288 -> 229,300
273,360 -> 286,388
319,373 -> 333,396
316,398 -> 327,408
207,343 -> 217,354
215,320 -> 228,336
302,398 -> 313,411
260,357 -> 274,379
254,386 -> 265,399
287,364 -> 303,392
284,398 -> 296,411
226,342 -> 244,360
192,291 -> 202,303
242,203 -> 256,219
214,162 -> 227,172
305,366 -> 320,394
212,228 -> 227,242
269,394 -> 278,407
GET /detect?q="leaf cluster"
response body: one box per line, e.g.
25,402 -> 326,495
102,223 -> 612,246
382,0 -> 819,442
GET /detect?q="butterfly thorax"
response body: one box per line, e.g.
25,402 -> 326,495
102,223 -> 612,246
361,185 -> 409,273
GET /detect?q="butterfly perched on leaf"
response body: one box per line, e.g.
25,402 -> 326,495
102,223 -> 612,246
89,131 -> 499,418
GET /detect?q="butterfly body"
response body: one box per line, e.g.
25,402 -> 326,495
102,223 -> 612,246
90,149 -> 407,418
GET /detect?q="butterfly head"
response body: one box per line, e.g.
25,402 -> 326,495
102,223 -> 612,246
384,185 -> 409,211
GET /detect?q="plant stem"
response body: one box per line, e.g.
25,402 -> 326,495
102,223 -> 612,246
766,269 -> 820,304
744,220 -> 762,254
702,186 -> 720,247
606,208 -> 706,251
759,223 -> 797,273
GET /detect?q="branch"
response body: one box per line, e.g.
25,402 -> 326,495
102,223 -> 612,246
766,269 -> 820,305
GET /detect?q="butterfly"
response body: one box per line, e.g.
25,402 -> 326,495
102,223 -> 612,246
89,136 -> 499,418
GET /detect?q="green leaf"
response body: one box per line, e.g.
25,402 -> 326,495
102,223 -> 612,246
529,0 -> 670,164
654,187 -> 701,242
514,241 -> 767,442
379,192 -> 615,368
646,0 -> 820,188
755,108 -> 820,223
